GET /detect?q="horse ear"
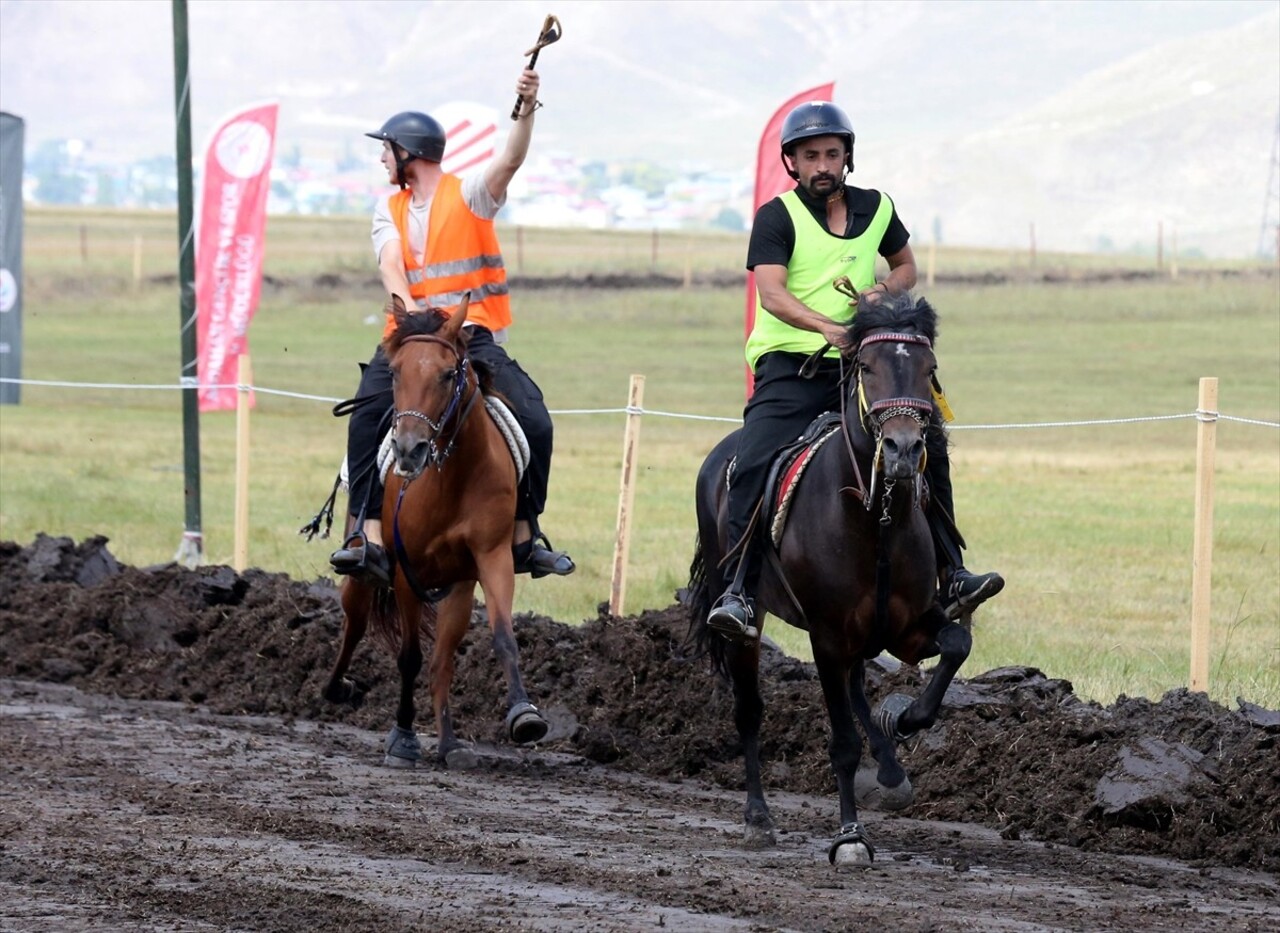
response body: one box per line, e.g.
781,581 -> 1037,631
443,291 -> 471,340
384,295 -> 412,343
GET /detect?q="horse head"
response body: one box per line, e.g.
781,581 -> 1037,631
382,293 -> 474,480
845,294 -> 939,482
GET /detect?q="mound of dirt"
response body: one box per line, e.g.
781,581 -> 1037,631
2,534 -> 1276,873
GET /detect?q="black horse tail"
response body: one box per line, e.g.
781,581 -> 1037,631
684,532 -> 731,680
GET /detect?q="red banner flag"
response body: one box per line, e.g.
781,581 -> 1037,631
744,83 -> 834,396
195,101 -> 278,412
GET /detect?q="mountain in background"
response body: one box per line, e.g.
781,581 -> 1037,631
1,0 -> 1277,256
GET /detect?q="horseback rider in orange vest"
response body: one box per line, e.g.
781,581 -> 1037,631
330,66 -> 574,584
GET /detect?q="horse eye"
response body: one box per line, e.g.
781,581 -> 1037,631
441,368 -> 458,384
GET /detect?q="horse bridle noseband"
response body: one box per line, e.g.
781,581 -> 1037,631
391,334 -> 478,471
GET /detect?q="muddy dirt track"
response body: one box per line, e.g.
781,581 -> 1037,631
2,535 -> 1277,932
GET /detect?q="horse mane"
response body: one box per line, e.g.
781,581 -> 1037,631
379,299 -> 495,394
382,301 -> 449,355
848,293 -> 938,347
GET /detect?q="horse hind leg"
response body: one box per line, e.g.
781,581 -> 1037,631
727,641 -> 775,849
324,578 -> 372,705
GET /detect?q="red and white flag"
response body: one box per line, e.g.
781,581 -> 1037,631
195,101 -> 278,412
744,83 -> 834,396
435,102 -> 499,178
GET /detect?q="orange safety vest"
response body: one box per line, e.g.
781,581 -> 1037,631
383,174 -> 512,338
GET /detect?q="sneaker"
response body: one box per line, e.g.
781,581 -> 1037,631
330,535 -> 391,586
514,534 -> 575,579
941,568 -> 1004,620
706,592 -> 758,642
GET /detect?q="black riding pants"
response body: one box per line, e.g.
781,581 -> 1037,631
344,328 -> 554,529
724,351 -> 963,591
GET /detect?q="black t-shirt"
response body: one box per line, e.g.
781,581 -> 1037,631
746,184 -> 910,271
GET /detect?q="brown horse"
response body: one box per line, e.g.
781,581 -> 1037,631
323,295 -> 548,768
686,294 -> 971,866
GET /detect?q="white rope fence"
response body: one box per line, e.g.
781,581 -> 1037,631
4,377 -> 1277,429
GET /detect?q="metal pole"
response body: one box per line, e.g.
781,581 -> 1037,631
172,0 -> 203,566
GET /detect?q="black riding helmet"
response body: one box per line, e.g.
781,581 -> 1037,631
366,111 -> 447,188
779,101 -> 855,180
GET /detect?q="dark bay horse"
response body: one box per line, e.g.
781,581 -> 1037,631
686,294 -> 971,867
324,295 -> 549,768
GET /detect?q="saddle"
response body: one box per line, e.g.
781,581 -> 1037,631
760,412 -> 842,547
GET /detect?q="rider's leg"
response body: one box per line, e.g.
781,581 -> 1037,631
707,352 -> 840,641
330,348 -> 394,583
924,422 -> 1003,619
466,327 -> 574,577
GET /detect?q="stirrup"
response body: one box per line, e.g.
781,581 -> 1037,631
706,593 -> 758,642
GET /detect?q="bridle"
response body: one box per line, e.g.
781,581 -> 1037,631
391,334 -> 479,472
838,330 -> 936,516
854,332 -> 935,436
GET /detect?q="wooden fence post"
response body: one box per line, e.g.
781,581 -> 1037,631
1189,376 -> 1218,693
926,239 -> 937,288
609,375 -> 645,617
233,354 -> 253,572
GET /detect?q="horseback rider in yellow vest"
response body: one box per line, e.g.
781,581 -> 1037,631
706,101 -> 1003,641
330,66 -> 574,584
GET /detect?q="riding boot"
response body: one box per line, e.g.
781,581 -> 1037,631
924,431 -> 1004,620
707,543 -> 762,642
329,527 -> 391,586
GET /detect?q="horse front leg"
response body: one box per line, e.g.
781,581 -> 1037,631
813,648 -> 875,867
324,578 -> 372,704
878,609 -> 972,742
384,583 -> 424,768
429,585 -> 480,769
475,546 -> 548,746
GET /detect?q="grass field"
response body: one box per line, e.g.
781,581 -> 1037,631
2,207 -> 1277,709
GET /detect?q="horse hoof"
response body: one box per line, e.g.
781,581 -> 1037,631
505,702 -> 549,745
856,765 -> 914,811
831,841 -> 875,868
383,725 -> 421,766
322,677 -> 357,705
828,821 -> 876,868
444,746 -> 479,770
874,693 -> 917,743
744,823 -> 776,850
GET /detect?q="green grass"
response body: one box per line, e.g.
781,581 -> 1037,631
2,208 -> 1277,709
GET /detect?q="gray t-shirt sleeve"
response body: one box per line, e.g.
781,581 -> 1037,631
462,172 -> 504,220
370,192 -> 397,261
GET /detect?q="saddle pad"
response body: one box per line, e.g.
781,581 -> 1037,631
770,426 -> 839,547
